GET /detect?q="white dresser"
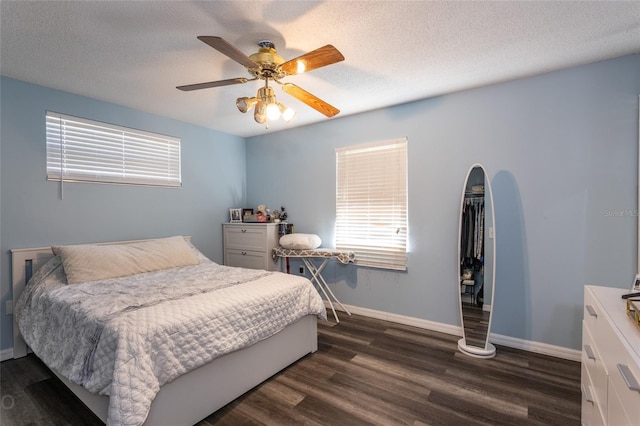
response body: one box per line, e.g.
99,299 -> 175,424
582,285 -> 640,426
223,223 -> 280,271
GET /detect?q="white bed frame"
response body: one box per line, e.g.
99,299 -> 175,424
11,238 -> 318,425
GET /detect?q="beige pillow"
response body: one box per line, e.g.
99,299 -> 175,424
53,236 -> 199,284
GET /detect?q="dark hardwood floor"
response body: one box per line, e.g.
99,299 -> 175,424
1,313 -> 581,426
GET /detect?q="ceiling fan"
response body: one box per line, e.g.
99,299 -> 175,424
177,36 -> 345,126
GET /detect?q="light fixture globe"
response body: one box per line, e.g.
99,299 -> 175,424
278,103 -> 296,122
266,103 -> 281,120
236,97 -> 257,113
254,100 -> 267,124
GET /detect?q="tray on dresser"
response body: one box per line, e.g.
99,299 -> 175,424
627,298 -> 640,329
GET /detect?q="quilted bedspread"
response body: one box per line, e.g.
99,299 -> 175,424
15,255 -> 326,426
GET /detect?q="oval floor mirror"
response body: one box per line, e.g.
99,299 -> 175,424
457,163 -> 496,358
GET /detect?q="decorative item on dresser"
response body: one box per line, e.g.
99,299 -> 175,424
242,208 -> 254,221
229,208 -> 242,223
223,222 -> 280,270
582,285 -> 640,426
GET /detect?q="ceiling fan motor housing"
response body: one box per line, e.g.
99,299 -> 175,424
248,43 -> 286,79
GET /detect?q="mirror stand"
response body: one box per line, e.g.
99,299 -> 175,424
457,163 -> 496,359
458,340 -> 496,359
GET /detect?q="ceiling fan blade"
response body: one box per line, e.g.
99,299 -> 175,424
279,45 -> 344,76
197,36 -> 259,69
177,78 -> 248,91
281,83 -> 340,117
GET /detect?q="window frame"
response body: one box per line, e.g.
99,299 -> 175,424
335,137 -> 409,271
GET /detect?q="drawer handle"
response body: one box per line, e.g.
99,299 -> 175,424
583,344 -> 596,361
241,251 -> 247,255
586,305 -> 597,318
241,229 -> 247,233
617,364 -> 640,393
581,384 -> 594,404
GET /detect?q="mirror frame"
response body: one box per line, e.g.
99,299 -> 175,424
457,163 -> 496,358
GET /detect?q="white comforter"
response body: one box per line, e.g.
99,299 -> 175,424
15,255 -> 326,426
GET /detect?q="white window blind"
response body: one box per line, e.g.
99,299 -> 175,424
336,138 -> 408,271
46,111 -> 181,187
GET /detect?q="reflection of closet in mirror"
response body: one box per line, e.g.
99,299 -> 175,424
458,163 -> 496,358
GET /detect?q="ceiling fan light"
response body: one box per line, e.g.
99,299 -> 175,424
254,100 -> 267,124
278,103 -> 296,122
266,102 -> 281,120
236,97 -> 257,113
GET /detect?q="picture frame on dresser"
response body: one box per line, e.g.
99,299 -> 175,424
242,208 -> 254,220
229,208 -> 242,223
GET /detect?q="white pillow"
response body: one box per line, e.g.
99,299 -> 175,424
279,233 -> 322,250
53,236 -> 199,284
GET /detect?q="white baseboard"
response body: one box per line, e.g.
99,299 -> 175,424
327,302 -> 463,337
324,301 -> 582,362
489,333 -> 581,362
0,348 -> 14,362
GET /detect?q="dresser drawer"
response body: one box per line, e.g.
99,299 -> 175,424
607,350 -> 640,421
582,322 -> 608,421
224,226 -> 269,251
584,289 -> 605,339
225,249 -> 268,270
581,361 -> 605,426
607,380 -> 634,426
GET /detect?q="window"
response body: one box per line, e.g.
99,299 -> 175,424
336,138 -> 408,270
46,111 -> 181,187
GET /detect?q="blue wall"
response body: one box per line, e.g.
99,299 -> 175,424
2,54 -> 639,354
246,54 -> 640,350
0,77 -> 246,351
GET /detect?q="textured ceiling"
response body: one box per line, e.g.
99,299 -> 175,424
1,1 -> 639,137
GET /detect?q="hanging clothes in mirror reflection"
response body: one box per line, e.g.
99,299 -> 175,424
460,193 -> 485,308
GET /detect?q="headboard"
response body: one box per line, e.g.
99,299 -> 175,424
11,246 -> 56,358
11,236 -> 192,358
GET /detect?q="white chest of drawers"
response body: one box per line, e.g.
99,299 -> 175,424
223,223 -> 279,271
582,285 -> 640,426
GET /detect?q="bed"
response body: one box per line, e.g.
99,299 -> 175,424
11,236 -> 326,426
